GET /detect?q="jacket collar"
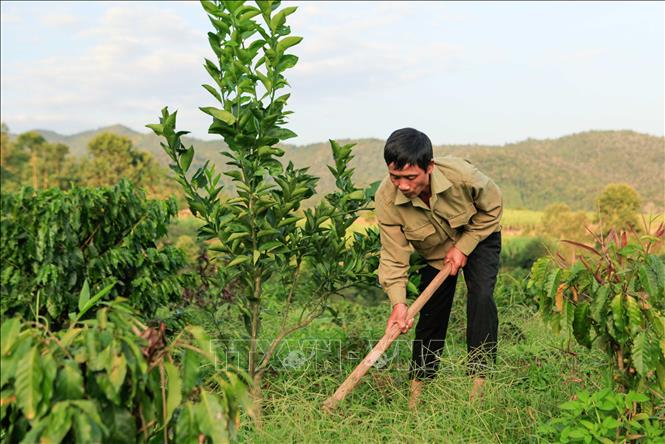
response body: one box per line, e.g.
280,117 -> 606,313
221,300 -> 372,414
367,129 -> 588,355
393,163 -> 452,206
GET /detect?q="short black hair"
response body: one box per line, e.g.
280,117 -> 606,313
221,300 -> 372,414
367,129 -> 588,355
384,128 -> 433,171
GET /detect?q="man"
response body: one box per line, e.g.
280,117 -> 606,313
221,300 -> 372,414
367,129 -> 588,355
375,128 -> 502,408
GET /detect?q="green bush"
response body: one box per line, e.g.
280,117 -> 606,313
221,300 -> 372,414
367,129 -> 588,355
494,269 -> 533,308
1,180 -> 187,326
501,236 -> 552,271
528,228 -> 665,394
539,388 -> 664,443
0,285 -> 249,443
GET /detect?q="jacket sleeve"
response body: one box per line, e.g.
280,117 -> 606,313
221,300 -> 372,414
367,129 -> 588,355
455,168 -> 503,256
376,195 -> 411,307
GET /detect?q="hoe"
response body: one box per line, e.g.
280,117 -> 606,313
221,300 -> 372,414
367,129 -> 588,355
323,263 -> 452,413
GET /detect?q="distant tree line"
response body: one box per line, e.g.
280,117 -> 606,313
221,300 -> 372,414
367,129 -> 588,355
0,122 -> 182,201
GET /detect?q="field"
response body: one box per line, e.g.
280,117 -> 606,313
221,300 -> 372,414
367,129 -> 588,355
226,295 -> 605,443
2,1 -> 663,442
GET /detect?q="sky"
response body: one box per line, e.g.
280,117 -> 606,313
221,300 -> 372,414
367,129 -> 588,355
1,1 -> 663,146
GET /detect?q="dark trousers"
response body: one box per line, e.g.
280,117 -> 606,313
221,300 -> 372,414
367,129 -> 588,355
409,231 -> 501,380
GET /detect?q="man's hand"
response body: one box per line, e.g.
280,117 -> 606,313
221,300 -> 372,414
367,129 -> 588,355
386,303 -> 414,334
445,246 -> 467,276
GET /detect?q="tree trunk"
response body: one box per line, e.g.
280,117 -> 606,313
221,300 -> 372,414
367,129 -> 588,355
31,151 -> 38,189
249,374 -> 264,429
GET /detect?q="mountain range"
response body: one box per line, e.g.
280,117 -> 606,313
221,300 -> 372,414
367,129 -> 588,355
15,125 -> 665,211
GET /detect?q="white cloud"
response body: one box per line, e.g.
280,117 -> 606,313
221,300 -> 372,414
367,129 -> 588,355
2,3 -> 213,136
41,13 -> 80,28
0,10 -> 21,25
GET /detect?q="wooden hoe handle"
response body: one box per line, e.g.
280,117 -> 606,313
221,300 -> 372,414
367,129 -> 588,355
322,264 -> 451,412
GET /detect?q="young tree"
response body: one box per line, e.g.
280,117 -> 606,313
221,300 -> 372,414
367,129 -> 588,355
0,123 -> 30,190
540,203 -> 589,241
74,132 -> 183,200
13,131 -> 48,189
596,183 -> 641,233
78,132 -> 161,188
148,0 -> 379,417
1,127 -> 72,190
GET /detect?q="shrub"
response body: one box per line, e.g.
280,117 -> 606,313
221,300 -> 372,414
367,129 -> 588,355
538,388 -> 664,443
0,284 -> 249,443
501,235 -> 552,271
1,180 -> 186,327
528,227 -> 665,394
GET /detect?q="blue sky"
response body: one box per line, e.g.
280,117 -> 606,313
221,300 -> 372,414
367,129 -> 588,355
1,1 -> 663,145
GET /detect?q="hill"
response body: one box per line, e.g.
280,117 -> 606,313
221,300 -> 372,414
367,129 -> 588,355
13,126 -> 664,211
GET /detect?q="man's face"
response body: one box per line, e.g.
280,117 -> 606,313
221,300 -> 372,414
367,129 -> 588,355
387,162 -> 433,199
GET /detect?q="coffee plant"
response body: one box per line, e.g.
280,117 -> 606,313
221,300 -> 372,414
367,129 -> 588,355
1,180 -> 186,327
528,226 -> 665,394
0,284 -> 250,443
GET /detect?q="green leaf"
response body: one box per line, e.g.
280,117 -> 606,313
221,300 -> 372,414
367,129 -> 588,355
225,0 -> 243,14
631,332 -> 647,376
277,216 -> 301,227
602,416 -> 621,430
639,256 -> 663,299
40,352 -> 57,412
145,123 -> 164,135
227,232 -> 250,242
348,190 -> 365,201
56,360 -> 84,400
195,390 -> 230,444
228,255 -> 250,267
164,361 -> 182,425
202,84 -> 222,103
199,107 -> 236,125
175,403 -> 198,443
611,294 -> 625,335
15,346 -> 42,420
0,317 -> 21,356
625,295 -> 642,335
559,400 -> 581,411
71,400 -> 107,433
72,411 -> 103,444
181,146 -> 195,172
625,390 -> 649,404
78,280 -> 90,312
40,401 -> 73,444
182,349 -> 201,395
105,407 -> 137,444
186,326 -> 215,362
201,0 -> 223,17
74,281 -> 116,323
572,302 -> 592,348
276,36 -> 302,53
108,353 -> 127,395
258,241 -> 282,252
590,286 -> 609,324
267,127 -> 297,141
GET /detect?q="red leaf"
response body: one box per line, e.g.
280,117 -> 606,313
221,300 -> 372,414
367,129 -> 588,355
562,239 -> 602,256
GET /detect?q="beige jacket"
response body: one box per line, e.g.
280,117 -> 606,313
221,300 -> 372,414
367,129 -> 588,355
375,156 -> 503,306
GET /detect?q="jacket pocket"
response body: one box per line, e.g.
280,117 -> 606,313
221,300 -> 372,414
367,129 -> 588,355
404,224 -> 439,250
435,207 -> 476,229
447,210 -> 475,229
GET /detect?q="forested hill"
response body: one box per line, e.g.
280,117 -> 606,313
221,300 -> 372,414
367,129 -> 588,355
21,126 -> 664,211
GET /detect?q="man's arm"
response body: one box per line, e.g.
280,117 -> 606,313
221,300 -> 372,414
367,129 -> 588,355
376,192 -> 416,333
377,219 -> 412,307
454,169 -> 503,256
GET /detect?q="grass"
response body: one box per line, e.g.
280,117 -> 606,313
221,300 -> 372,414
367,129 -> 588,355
227,292 -> 607,443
